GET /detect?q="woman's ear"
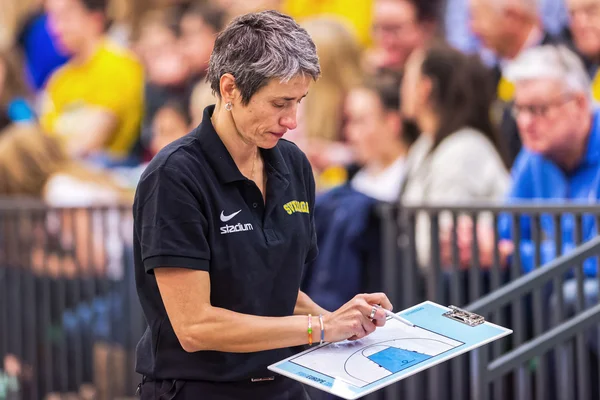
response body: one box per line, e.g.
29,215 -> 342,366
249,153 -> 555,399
219,73 -> 239,104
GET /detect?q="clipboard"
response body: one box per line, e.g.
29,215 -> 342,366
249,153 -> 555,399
268,301 -> 512,400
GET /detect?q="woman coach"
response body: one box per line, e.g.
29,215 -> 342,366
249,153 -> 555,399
133,10 -> 393,399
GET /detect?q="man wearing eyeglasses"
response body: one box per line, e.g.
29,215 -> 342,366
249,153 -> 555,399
567,0 -> 600,102
443,45 -> 600,311
507,46 -> 596,174
505,44 -> 600,348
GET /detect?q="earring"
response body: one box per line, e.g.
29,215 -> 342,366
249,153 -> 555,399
225,102 -> 232,111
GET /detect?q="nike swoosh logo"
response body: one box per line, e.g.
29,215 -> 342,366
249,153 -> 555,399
220,210 -> 242,222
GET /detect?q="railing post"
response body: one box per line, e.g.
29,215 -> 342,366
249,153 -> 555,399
378,203 -> 403,400
471,346 -> 489,400
399,208 -> 422,400
379,203 -> 401,313
428,213 -> 447,400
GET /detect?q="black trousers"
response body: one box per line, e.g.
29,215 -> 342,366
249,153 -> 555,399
138,376 -> 311,400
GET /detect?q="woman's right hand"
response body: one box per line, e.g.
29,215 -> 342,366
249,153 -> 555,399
323,293 -> 393,343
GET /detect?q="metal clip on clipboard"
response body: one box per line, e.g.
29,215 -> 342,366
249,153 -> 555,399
442,306 -> 485,327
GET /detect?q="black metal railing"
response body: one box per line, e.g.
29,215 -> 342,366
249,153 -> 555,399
468,236 -> 600,400
0,201 -> 144,400
3,200 -> 600,400
368,202 -> 600,400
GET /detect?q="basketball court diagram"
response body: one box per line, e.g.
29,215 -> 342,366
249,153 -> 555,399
290,318 -> 464,388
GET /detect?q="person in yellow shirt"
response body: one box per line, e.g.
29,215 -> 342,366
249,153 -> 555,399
282,0 -> 373,47
567,0 -> 600,102
42,0 -> 144,164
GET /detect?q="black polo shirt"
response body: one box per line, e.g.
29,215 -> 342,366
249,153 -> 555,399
133,105 -> 318,382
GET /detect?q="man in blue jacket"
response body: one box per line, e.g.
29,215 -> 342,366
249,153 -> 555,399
445,45 -> 600,302
499,44 -> 600,277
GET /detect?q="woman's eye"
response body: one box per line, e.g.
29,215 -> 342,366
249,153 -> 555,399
273,103 -> 285,108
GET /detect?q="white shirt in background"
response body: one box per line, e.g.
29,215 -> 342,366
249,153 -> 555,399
350,156 -> 406,202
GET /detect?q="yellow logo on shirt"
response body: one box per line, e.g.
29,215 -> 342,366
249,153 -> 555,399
283,200 -> 310,215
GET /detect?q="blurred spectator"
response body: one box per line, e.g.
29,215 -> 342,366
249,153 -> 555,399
345,74 -> 415,202
180,2 -> 226,84
469,0 -> 564,166
567,0 -> 600,101
282,0 -> 373,47
446,0 -> 569,55
106,0 -> 146,47
41,0 -> 144,166
0,49 -> 35,130
447,45 -> 600,278
445,46 -> 600,351
290,17 -> 363,189
137,8 -> 190,155
504,44 -> 600,272
507,46 -> 595,268
112,99 -> 191,190
400,41 -> 510,268
365,0 -> 440,74
151,99 -> 191,156
469,0 -> 555,64
134,8 -> 180,64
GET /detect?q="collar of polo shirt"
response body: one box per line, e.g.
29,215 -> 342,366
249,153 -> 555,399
195,105 -> 291,184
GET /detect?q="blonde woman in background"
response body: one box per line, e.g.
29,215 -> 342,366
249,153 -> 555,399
291,17 -> 364,189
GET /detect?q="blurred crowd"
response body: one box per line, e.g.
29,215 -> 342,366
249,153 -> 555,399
3,0 -> 600,397
0,0 -> 596,203
0,0 -> 596,204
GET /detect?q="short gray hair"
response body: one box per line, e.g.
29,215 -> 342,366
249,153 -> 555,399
207,10 -> 321,105
504,44 -> 592,98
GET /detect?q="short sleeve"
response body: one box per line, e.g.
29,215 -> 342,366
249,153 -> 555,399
135,166 -> 210,274
305,158 -> 319,264
95,49 -> 144,117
